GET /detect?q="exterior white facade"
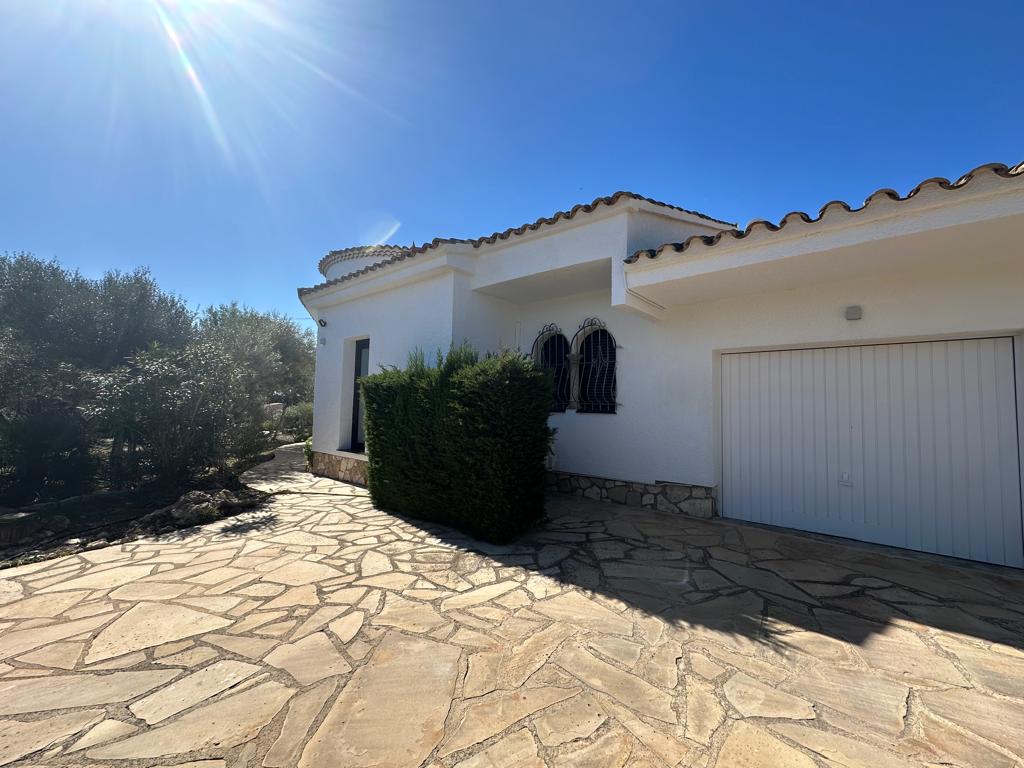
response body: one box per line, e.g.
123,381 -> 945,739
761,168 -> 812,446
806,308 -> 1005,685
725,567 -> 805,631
300,163 -> 1024,566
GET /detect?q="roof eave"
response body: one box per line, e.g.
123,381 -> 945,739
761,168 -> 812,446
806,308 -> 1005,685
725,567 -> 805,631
627,160 -> 1024,266
299,244 -> 474,305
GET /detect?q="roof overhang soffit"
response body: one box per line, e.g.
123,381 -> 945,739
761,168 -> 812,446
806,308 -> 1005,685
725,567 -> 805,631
626,180 -> 1024,289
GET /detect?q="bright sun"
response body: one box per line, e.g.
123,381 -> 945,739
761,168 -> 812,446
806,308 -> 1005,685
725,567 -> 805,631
3,0 -> 382,194
144,0 -> 314,163
70,0 -> 369,166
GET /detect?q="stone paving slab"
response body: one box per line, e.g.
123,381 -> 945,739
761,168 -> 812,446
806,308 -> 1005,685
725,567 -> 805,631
0,443 -> 1023,767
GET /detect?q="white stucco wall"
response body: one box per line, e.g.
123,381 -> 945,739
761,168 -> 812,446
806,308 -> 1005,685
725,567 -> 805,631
675,252 -> 1023,486
625,209 -> 728,256
472,214 -> 627,293
509,289 -> 670,481
452,272 -> 520,353
303,194 -> 1024,491
310,272 -> 456,452
505,251 -> 1024,488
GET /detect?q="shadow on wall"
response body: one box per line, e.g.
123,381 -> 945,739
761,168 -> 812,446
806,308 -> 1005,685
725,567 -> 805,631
389,493 -> 1024,657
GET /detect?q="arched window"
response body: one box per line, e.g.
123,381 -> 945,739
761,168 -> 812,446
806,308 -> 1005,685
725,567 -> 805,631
573,319 -> 617,414
532,324 -> 571,412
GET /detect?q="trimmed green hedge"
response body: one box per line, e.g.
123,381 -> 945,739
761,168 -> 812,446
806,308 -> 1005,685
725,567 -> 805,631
361,346 -> 554,543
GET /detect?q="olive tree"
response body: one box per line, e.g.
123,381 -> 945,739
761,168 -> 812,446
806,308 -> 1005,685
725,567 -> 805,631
87,343 -> 249,485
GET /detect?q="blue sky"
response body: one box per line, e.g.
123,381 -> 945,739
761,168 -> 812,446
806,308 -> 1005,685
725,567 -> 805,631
2,1 -> 1022,328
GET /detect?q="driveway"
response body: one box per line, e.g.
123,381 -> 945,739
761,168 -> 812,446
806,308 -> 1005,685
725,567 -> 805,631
1,444 -> 1023,767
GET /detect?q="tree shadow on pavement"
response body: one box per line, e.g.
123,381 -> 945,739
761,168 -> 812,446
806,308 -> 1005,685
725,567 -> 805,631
411,492 -> 1024,657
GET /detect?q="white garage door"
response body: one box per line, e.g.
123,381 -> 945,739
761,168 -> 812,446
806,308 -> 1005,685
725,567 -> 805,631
721,338 -> 1024,567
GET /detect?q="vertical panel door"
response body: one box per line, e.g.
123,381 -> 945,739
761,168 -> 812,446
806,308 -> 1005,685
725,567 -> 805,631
721,338 -> 1023,567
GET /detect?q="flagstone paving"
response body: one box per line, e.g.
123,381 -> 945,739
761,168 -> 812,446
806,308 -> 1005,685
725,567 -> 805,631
1,444 -> 1024,767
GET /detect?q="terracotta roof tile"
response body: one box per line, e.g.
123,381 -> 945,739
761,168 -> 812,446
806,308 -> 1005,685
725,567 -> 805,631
318,244 -> 412,277
299,191 -> 732,299
463,191 -> 733,247
626,161 -> 1024,265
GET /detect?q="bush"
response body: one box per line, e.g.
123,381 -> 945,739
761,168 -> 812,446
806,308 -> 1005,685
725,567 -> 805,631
361,346 -> 553,543
0,254 -> 317,502
281,402 -> 314,440
0,401 -> 95,506
88,342 -> 266,486
198,303 -> 314,406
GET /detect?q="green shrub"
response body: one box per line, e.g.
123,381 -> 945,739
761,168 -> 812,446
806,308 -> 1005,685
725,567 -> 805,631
0,254 -> 316,500
361,346 -> 553,543
87,342 -> 266,486
281,402 -> 314,439
0,401 -> 95,506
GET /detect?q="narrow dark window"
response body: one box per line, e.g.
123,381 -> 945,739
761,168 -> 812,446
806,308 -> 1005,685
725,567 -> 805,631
350,339 -> 370,452
532,325 -> 571,412
577,328 -> 616,414
541,334 -> 571,412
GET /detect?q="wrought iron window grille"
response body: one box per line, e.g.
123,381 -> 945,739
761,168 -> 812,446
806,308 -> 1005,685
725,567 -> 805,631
531,323 -> 571,412
571,318 -> 618,414
531,319 -> 620,415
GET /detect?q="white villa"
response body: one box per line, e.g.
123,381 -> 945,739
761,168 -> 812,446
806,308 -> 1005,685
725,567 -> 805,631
300,161 -> 1024,568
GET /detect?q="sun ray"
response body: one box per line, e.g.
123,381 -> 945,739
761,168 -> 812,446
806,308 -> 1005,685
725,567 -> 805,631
150,0 -> 233,164
8,0 -> 405,206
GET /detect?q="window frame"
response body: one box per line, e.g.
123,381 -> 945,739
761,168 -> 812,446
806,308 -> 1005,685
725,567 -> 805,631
531,324 -> 572,413
572,318 -> 618,415
350,338 -> 370,451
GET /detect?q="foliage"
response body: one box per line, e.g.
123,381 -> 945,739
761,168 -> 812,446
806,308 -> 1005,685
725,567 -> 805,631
361,345 -> 554,543
0,253 -> 316,502
0,252 -> 193,378
303,437 -> 314,468
198,303 -> 314,407
0,401 -> 95,505
281,402 -> 314,439
87,343 -> 256,485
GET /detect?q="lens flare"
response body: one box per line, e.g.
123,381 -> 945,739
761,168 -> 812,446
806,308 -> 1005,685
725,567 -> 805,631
151,0 -> 232,163
124,0 -> 394,186
4,0 -> 399,210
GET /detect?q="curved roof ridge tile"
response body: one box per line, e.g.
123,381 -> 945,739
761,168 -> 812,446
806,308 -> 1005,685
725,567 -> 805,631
302,190 -> 733,298
318,244 -> 412,276
626,160 -> 1024,264
461,191 -> 733,249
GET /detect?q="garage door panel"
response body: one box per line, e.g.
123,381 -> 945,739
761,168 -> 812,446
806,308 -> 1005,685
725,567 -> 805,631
900,345 -> 921,550
722,338 -> 1023,567
962,342 -> 988,561
760,352 -> 774,524
945,341 -> 971,560
864,345 -> 885,530
996,342 -> 1022,563
930,342 -> 953,556
884,344 -> 905,536
915,343 -> 937,552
